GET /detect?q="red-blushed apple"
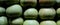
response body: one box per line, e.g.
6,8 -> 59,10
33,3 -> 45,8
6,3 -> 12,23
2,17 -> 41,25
39,8 -> 56,19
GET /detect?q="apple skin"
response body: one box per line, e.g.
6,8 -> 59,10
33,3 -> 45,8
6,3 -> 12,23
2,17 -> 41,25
0,16 -> 8,25
0,7 -> 5,16
40,20 -> 56,25
11,17 -> 24,25
6,4 -> 22,17
23,20 -> 39,25
24,8 -> 38,19
39,8 -> 56,19
20,0 -> 37,7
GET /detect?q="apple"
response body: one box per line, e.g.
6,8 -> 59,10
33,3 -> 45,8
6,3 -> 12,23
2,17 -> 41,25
39,0 -> 56,7
12,17 -> 24,25
6,0 -> 19,5
0,7 -> 5,16
57,8 -> 60,17
23,20 -> 39,25
56,0 -> 60,3
57,20 -> 60,25
6,4 -> 22,17
40,20 -> 56,25
0,16 -> 8,25
56,0 -> 60,6
24,8 -> 38,19
20,0 -> 37,7
39,8 -> 56,19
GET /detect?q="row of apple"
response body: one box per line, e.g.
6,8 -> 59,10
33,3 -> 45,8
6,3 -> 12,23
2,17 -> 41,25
1,0 -> 60,7
4,4 -> 60,19
0,4 -> 60,19
0,16 -> 60,25
20,0 -> 60,7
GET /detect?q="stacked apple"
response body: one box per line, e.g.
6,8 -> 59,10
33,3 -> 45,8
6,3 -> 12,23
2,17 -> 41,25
0,7 -> 8,25
6,4 -> 23,25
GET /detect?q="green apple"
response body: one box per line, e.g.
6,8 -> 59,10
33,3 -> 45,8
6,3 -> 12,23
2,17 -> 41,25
0,16 -> 8,25
6,4 -> 22,17
12,17 -> 23,25
0,7 -> 5,16
39,8 -> 56,19
23,20 -> 39,25
6,0 -> 19,5
20,0 -> 37,7
57,20 -> 60,25
40,20 -> 56,25
56,0 -> 60,6
57,8 -> 60,17
56,0 -> 60,3
24,8 -> 38,19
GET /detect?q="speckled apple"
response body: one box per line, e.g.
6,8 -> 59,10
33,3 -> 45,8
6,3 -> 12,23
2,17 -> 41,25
24,8 -> 38,19
12,17 -> 24,25
6,4 -> 22,17
0,16 -> 8,25
40,20 -> 56,25
20,0 -> 37,7
23,20 -> 39,25
39,8 -> 56,19
0,7 -> 5,16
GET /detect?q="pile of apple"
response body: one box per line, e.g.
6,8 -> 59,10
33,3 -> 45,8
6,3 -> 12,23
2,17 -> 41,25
0,0 -> 60,25
0,4 -> 58,25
